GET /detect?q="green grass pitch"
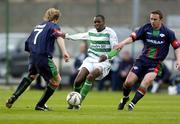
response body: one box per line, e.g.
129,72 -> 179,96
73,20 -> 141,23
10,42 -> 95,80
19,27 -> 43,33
0,89 -> 180,124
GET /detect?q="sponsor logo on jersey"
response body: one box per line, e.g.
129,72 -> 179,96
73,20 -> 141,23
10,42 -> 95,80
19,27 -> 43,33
149,68 -> 155,71
146,39 -> 164,44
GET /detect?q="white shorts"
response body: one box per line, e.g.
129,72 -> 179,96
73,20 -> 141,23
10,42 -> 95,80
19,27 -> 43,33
79,57 -> 111,80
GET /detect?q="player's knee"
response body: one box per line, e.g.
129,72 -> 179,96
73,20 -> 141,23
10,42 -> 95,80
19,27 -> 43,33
143,77 -> 155,87
49,78 -> 60,88
28,74 -> 37,81
142,80 -> 153,88
124,80 -> 133,88
87,74 -> 94,81
49,76 -> 61,88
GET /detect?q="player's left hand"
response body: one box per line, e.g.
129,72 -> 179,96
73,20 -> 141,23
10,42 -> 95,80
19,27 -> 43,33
99,55 -> 107,62
63,52 -> 70,62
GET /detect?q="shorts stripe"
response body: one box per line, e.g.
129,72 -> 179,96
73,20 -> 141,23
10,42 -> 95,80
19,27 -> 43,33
48,58 -> 58,79
154,62 -> 161,74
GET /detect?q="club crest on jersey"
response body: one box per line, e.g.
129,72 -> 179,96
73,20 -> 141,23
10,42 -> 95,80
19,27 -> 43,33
160,33 -> 165,37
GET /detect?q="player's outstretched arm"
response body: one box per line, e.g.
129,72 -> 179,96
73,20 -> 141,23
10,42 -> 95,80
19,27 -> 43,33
56,37 -> 70,62
65,32 -> 89,41
113,37 -> 134,50
99,49 -> 119,62
99,37 -> 134,62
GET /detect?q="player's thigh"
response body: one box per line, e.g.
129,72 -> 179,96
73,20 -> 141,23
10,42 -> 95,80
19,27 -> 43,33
141,61 -> 161,87
141,72 -> 157,88
38,58 -> 60,83
131,60 -> 144,79
28,62 -> 38,80
78,58 -> 94,73
94,62 -> 111,80
125,71 -> 138,86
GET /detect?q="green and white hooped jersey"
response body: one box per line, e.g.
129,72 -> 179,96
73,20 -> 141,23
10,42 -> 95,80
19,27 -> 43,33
66,27 -> 118,62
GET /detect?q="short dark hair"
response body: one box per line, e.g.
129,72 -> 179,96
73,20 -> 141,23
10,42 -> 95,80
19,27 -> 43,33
151,10 -> 163,19
95,14 -> 105,22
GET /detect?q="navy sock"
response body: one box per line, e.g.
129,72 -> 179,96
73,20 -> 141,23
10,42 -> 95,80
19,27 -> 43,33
13,77 -> 32,98
123,86 -> 131,97
131,87 -> 145,104
37,84 -> 56,106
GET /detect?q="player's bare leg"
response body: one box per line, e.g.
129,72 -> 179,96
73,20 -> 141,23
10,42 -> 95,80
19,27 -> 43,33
118,72 -> 138,110
128,72 -> 157,111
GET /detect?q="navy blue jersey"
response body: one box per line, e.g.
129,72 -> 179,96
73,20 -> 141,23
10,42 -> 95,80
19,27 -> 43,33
130,23 -> 180,61
25,21 -> 62,57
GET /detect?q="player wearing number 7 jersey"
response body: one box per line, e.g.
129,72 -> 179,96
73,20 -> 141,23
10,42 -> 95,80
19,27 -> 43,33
6,8 -> 70,111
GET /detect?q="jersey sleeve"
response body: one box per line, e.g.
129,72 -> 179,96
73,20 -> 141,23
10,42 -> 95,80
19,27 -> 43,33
109,29 -> 118,48
130,25 -> 146,41
51,24 -> 63,39
65,32 -> 89,41
169,31 -> 180,49
106,28 -> 119,59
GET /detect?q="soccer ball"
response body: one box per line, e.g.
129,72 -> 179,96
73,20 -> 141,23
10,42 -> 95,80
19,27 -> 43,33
66,91 -> 82,105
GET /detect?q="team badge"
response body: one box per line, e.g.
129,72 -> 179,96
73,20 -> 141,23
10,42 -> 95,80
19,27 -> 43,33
160,33 -> 165,37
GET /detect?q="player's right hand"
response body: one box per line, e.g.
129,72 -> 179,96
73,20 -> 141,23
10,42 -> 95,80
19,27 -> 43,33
99,55 -> 108,62
63,52 -> 70,62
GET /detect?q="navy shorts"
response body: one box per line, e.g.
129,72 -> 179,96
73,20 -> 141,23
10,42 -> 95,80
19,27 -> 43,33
28,54 -> 58,82
131,58 -> 162,79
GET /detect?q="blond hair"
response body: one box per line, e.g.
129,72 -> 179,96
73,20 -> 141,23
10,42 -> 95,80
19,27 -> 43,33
43,8 -> 60,21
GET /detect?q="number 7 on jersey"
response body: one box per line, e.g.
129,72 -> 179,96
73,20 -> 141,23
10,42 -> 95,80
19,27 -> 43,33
33,28 -> 43,44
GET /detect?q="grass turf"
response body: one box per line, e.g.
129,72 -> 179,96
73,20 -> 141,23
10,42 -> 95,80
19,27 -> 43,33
0,89 -> 180,124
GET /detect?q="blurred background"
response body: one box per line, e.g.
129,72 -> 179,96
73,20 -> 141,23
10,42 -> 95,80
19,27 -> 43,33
0,0 -> 180,93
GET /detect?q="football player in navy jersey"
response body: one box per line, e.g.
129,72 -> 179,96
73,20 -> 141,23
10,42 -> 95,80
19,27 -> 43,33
6,8 -> 70,111
100,10 -> 180,111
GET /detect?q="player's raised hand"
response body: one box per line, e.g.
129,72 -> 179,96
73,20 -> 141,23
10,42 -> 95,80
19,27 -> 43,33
63,51 -> 70,62
99,55 -> 108,62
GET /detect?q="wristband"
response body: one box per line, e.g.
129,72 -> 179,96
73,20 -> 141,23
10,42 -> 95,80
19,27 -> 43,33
107,49 -> 119,59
